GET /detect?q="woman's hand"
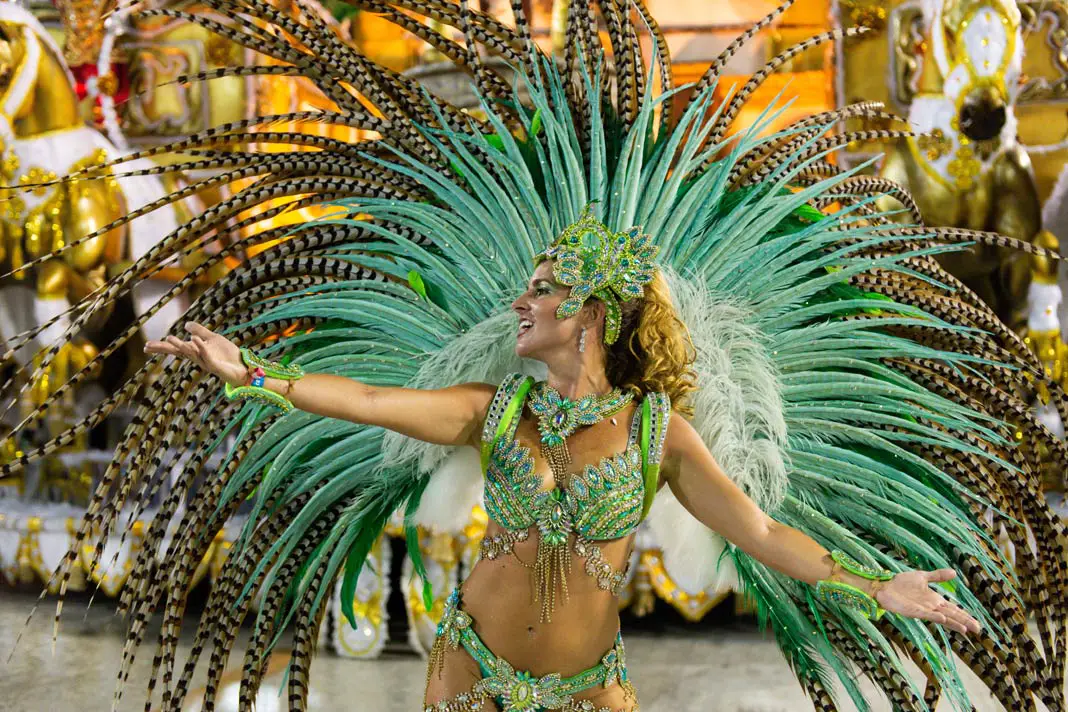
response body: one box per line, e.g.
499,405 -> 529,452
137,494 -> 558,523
875,569 -> 980,634
144,322 -> 247,387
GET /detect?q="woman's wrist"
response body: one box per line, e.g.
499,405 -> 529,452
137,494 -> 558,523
222,361 -> 256,389
815,550 -> 894,618
220,349 -> 304,412
835,570 -> 887,600
263,376 -> 298,399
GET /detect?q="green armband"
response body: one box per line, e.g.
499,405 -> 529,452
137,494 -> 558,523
222,348 -> 305,413
830,550 -> 894,581
239,348 -> 306,380
223,382 -> 295,412
815,580 -> 885,620
815,550 -> 894,620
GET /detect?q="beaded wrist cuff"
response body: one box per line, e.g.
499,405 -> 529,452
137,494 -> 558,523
816,550 -> 894,620
224,382 -> 294,412
239,348 -> 305,380
222,349 -> 305,413
831,550 -> 894,581
816,580 -> 885,620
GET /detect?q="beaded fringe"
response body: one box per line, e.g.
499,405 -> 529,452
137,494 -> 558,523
544,439 -> 572,479
533,535 -> 571,623
427,635 -> 446,685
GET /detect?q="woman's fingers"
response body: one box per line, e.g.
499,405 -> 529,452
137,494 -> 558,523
191,336 -> 211,363
922,603 -> 972,634
144,340 -> 178,355
926,610 -> 948,626
925,568 -> 956,584
162,335 -> 201,362
918,572 -> 979,633
939,601 -> 980,634
163,335 -> 186,354
919,593 -> 977,634
185,322 -> 214,338
167,335 -> 194,355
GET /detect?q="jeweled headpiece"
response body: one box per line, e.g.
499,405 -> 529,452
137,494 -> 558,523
535,206 -> 659,345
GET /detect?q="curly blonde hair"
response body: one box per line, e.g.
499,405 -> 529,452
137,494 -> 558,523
597,271 -> 698,415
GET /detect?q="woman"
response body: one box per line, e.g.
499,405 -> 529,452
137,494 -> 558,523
6,1 -> 1063,710
148,233 -> 979,711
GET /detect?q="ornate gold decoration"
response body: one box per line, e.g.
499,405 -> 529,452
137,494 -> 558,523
890,5 -> 926,107
1023,230 -> 1068,381
77,520 -> 220,597
96,71 -> 118,97
14,517 -> 45,585
20,167 -> 57,197
404,526 -> 458,655
333,534 -> 389,658
1031,229 -> 1061,284
0,427 -> 18,492
10,149 -> 119,272
1017,2 -> 1068,101
204,34 -> 234,66
917,128 -> 952,161
639,549 -> 731,622
946,145 -> 981,189
630,549 -> 656,617
128,46 -> 198,137
0,145 -> 24,223
1025,329 -> 1066,383
2,150 -> 19,177
356,590 -> 387,628
839,0 -> 888,31
55,0 -> 119,67
1,194 -> 25,221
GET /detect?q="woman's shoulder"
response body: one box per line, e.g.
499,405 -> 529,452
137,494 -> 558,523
637,388 -> 672,412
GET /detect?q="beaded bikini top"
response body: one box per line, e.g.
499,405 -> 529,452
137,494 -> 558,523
478,373 -> 670,620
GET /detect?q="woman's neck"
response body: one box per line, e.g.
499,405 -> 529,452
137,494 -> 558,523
544,364 -> 613,400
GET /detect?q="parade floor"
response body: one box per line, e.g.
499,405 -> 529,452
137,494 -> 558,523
0,593 -> 1017,712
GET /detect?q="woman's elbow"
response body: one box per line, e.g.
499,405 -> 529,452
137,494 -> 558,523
736,514 -> 777,556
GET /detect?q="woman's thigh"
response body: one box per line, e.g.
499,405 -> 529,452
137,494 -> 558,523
423,642 -> 500,711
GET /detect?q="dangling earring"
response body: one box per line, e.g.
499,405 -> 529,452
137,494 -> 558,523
578,327 -> 587,354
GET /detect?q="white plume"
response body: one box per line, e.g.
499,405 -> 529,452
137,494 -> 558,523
646,269 -> 787,592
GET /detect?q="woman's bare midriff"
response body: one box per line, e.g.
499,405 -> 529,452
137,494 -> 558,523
456,402 -> 641,677
458,522 -> 633,678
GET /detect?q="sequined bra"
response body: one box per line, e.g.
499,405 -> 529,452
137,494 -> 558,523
477,374 -> 670,606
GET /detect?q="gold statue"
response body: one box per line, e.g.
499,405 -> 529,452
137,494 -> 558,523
0,3 -> 187,405
876,0 -> 1045,327
0,4 -> 122,385
0,3 -> 185,505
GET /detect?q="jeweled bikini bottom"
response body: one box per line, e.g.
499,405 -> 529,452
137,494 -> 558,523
425,587 -> 635,712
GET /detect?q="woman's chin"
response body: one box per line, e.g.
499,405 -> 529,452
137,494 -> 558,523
514,336 -> 536,359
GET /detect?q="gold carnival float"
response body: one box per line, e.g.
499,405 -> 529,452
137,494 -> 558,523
834,0 -> 1068,489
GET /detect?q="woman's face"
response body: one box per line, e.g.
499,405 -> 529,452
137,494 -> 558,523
511,260 -> 585,360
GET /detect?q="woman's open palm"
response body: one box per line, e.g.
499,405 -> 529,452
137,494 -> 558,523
876,569 -> 980,635
144,322 -> 246,386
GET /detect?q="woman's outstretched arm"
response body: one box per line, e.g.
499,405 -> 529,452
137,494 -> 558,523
660,412 -> 981,635
145,321 -> 495,447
